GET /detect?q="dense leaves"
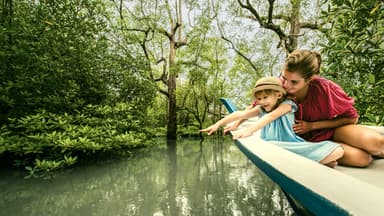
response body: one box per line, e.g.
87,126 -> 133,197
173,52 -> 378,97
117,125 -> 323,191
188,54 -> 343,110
321,0 -> 384,125
0,0 -> 156,174
1,1 -> 106,117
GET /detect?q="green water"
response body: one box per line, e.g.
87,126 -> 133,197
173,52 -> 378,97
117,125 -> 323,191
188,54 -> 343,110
0,138 -> 294,216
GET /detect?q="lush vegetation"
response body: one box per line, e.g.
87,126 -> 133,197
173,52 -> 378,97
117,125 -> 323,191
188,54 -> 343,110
0,0 -> 383,175
0,0 -> 156,175
321,0 -> 384,125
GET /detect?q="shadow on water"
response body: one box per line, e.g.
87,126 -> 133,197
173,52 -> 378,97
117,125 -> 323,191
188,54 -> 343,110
0,138 -> 294,216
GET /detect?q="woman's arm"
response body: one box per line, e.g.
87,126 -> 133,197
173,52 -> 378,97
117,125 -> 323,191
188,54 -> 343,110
293,117 -> 358,134
295,78 -> 359,135
200,106 -> 260,135
232,103 -> 292,139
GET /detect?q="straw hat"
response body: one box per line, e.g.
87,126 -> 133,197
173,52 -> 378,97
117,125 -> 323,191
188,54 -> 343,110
252,76 -> 286,96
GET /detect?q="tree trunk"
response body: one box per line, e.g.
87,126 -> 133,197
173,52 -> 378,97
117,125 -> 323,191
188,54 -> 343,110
287,1 -> 301,53
166,41 -> 177,140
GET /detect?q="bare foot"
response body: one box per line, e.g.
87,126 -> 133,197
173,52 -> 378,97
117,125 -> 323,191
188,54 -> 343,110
325,161 -> 338,168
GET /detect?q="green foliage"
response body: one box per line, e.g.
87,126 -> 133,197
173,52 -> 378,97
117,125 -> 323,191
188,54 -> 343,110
0,0 -> 108,118
0,0 -> 153,120
0,103 -> 154,177
321,1 -> 384,125
175,36 -> 231,133
0,0 -> 157,176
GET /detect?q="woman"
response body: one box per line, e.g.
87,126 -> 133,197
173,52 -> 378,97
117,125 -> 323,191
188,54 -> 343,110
281,49 -> 384,167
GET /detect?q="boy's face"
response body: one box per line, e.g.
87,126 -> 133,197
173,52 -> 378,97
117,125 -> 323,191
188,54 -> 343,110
254,91 -> 282,112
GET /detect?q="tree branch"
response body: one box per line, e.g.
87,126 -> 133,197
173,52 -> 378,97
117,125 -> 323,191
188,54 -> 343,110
239,0 -> 287,42
159,88 -> 169,98
300,22 -> 323,30
221,36 -> 259,72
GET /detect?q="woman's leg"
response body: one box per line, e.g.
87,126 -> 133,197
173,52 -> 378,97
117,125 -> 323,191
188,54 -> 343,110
333,124 -> 384,156
332,124 -> 384,167
319,146 -> 344,168
337,143 -> 372,167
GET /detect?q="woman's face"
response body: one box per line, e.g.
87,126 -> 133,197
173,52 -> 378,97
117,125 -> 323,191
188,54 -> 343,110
279,71 -> 308,95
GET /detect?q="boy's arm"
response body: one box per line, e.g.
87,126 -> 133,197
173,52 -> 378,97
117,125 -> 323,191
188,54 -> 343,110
232,103 -> 292,139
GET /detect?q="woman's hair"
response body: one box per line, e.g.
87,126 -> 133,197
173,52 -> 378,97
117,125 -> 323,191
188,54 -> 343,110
283,50 -> 322,80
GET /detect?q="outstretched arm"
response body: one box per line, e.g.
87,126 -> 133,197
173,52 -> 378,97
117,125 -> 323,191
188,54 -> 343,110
232,103 -> 292,139
223,119 -> 246,135
200,106 -> 260,136
223,104 -> 256,134
293,117 -> 358,134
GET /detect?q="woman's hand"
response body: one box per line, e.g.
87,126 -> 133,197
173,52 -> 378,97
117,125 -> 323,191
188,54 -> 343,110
293,120 -> 313,134
199,124 -> 220,136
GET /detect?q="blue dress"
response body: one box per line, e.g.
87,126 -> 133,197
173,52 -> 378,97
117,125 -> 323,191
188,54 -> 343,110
259,100 -> 340,162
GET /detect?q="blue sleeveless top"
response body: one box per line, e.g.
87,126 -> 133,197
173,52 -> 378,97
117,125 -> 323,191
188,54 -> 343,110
258,100 -> 339,162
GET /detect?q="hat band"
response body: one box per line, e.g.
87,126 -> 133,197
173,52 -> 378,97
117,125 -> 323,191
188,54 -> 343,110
254,83 -> 282,88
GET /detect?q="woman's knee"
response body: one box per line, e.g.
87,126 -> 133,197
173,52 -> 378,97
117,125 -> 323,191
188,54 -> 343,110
365,133 -> 384,155
374,135 -> 384,153
339,147 -> 372,168
353,154 -> 372,168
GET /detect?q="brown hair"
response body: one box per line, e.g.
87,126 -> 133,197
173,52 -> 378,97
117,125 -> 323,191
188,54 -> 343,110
283,50 -> 322,80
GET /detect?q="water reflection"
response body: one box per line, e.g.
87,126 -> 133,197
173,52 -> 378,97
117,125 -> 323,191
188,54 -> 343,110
0,138 -> 293,216
165,139 -> 178,215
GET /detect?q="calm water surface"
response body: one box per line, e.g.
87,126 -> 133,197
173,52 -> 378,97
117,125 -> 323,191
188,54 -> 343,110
0,138 -> 294,216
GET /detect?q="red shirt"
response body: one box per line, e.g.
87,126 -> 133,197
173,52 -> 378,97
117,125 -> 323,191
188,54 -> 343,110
295,77 -> 358,142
